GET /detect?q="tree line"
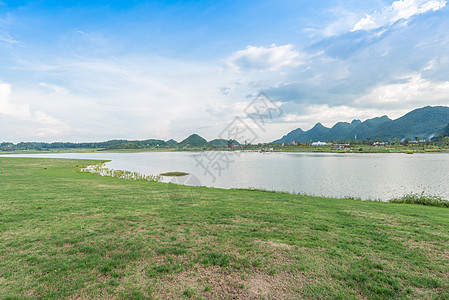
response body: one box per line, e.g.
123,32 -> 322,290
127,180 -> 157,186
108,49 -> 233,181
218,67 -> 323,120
0,139 -> 168,151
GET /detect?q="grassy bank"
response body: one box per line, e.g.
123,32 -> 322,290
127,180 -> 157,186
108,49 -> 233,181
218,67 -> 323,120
0,158 -> 448,299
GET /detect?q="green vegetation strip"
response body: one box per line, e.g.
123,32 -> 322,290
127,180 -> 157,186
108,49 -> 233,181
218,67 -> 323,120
160,172 -> 189,177
390,193 -> 449,208
0,157 -> 448,299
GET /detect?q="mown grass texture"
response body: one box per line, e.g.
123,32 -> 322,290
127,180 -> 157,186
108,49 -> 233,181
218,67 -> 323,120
0,157 -> 448,299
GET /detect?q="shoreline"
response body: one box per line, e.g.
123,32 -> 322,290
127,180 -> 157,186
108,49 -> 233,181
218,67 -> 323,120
1,146 -> 448,155
2,156 -> 448,203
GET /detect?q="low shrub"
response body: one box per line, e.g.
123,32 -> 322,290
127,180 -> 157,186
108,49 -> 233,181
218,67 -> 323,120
389,192 -> 449,208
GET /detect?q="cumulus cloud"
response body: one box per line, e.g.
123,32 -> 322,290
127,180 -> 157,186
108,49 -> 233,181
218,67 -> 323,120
2,2 -> 448,143
354,74 -> 449,107
0,82 -> 69,137
226,44 -> 303,72
5,55 -> 227,142
0,82 -> 30,118
352,0 -> 446,31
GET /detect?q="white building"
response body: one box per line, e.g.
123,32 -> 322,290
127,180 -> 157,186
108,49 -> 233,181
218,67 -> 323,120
311,141 -> 327,146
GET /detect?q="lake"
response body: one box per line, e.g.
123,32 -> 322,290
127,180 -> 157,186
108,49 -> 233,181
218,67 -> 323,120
2,151 -> 449,200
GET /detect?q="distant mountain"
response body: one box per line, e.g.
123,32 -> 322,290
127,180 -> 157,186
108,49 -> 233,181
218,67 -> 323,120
307,123 -> 330,141
208,139 -> 240,147
343,116 -> 391,140
275,128 -> 305,143
444,123 -> 449,137
274,116 -> 391,143
273,106 -> 449,143
178,134 -> 209,147
326,121 -> 355,140
368,106 -> 449,141
166,139 -> 178,145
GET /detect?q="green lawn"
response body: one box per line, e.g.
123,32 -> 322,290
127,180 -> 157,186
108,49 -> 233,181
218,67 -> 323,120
0,157 -> 448,299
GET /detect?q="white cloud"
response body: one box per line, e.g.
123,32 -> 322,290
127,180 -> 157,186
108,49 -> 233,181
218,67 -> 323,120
307,8 -> 361,37
354,74 -> 449,106
271,73 -> 449,135
5,55 -> 228,142
226,44 -> 303,72
0,82 -> 69,137
0,82 -> 30,119
0,16 -> 17,44
353,0 -> 446,31
39,82 -> 69,94
0,33 -> 18,45
423,59 -> 437,71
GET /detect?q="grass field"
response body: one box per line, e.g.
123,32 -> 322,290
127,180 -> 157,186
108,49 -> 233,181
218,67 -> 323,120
0,157 -> 448,299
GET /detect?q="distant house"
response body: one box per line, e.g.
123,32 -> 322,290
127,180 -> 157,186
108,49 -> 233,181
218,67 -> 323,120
333,144 -> 351,150
311,141 -> 327,146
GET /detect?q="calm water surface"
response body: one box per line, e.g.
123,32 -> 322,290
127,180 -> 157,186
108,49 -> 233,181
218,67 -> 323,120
2,151 -> 449,200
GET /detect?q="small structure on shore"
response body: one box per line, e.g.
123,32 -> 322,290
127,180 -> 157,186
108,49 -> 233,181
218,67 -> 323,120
333,144 -> 352,150
311,141 -> 327,146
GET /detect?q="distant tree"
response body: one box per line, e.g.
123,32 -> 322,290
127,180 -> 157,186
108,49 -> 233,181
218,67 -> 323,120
404,137 -> 412,145
443,136 -> 449,147
415,136 -> 420,142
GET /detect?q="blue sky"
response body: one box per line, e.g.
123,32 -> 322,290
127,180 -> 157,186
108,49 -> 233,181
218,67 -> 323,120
1,0 -> 448,142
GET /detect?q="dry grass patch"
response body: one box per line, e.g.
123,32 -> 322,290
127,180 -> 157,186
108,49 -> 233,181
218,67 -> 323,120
151,265 -> 306,299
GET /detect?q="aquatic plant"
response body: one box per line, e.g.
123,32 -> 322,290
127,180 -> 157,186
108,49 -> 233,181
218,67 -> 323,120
81,163 -> 161,182
389,192 -> 449,208
159,171 -> 189,176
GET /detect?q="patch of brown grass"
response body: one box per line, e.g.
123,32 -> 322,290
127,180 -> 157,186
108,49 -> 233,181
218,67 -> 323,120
152,265 -> 306,299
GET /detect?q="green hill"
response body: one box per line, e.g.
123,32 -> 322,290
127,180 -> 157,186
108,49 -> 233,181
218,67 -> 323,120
165,139 -> 178,145
208,139 -> 240,147
306,123 -> 329,141
274,128 -> 305,143
178,134 -> 209,147
349,116 -> 392,140
326,121 -> 355,141
273,106 -> 449,143
444,123 -> 449,137
368,106 -> 449,141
